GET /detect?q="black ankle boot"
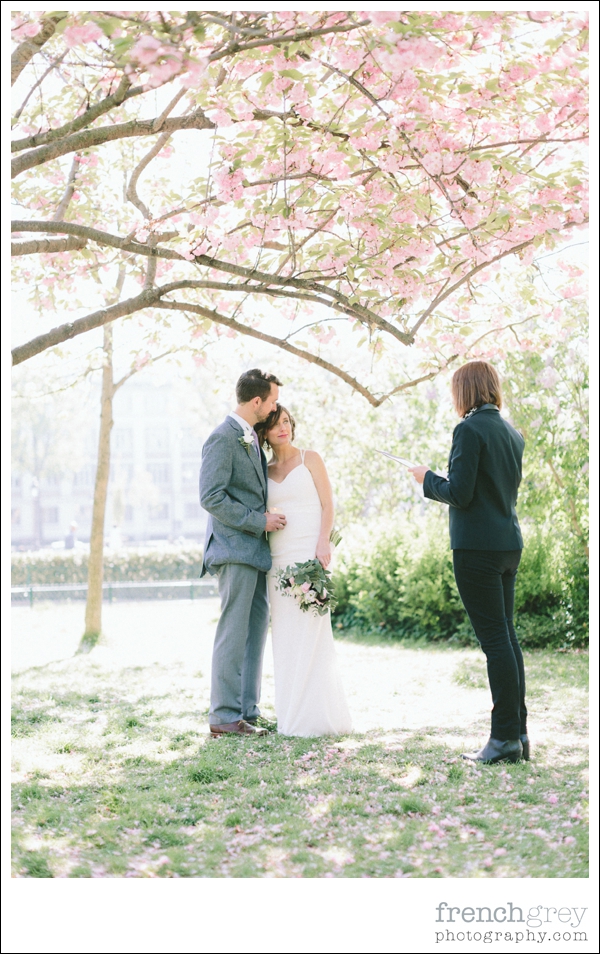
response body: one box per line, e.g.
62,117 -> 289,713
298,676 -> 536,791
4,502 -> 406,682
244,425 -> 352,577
520,734 -> 530,761
462,737 -> 523,764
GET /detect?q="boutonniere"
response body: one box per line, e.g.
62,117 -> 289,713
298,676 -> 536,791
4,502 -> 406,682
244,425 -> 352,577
238,432 -> 255,455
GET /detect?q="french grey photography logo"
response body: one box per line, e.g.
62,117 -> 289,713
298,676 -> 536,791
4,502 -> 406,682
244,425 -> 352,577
434,902 -> 588,945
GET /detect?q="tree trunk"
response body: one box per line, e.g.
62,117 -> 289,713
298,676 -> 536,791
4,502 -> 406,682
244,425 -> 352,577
80,325 -> 114,650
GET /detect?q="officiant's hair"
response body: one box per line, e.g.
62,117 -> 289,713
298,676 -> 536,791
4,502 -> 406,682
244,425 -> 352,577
452,361 -> 503,418
236,368 -> 282,404
256,404 -> 296,446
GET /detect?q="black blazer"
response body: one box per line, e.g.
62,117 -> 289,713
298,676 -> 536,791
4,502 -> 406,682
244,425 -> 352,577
423,405 -> 524,551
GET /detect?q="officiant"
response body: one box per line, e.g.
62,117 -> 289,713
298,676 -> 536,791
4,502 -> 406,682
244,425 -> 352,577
409,360 -> 528,765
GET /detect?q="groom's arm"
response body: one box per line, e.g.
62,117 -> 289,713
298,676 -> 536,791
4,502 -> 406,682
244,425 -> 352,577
199,431 -> 267,537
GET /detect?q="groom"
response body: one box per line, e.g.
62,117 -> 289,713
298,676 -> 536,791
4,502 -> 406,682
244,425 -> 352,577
199,369 -> 287,737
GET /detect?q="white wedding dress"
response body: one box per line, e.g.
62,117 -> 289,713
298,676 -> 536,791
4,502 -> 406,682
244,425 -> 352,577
267,451 -> 353,737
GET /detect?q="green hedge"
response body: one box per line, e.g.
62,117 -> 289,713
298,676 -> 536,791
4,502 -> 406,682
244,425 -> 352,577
11,547 -> 205,586
331,531 -> 588,650
13,534 -> 588,650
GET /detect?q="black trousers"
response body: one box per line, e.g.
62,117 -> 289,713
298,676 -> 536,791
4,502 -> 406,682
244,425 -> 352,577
453,549 -> 527,741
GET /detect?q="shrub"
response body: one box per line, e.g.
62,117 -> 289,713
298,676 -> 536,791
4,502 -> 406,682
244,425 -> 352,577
332,528 -> 588,649
11,546 -> 205,586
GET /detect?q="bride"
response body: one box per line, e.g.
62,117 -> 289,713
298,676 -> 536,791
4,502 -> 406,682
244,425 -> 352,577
255,404 -> 352,737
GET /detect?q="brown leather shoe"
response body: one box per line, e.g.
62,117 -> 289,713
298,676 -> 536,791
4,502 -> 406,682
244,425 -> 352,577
209,720 -> 267,737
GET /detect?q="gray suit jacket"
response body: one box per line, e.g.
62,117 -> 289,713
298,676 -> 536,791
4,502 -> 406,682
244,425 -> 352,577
199,417 -> 271,576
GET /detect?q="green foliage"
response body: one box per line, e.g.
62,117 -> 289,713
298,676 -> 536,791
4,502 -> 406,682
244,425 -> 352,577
11,546 -> 205,586
332,528 -> 588,649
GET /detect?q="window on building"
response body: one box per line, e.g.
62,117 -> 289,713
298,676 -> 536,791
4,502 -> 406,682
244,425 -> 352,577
11,475 -> 22,495
73,465 -> 95,487
11,507 -> 21,525
184,502 -> 201,520
42,507 -> 59,524
146,462 -> 170,485
149,503 -> 169,521
77,504 -> 92,521
181,427 -> 204,458
112,463 -> 134,484
114,428 -> 133,455
114,390 -> 132,413
145,427 -> 170,458
181,464 -> 200,487
144,391 -> 167,414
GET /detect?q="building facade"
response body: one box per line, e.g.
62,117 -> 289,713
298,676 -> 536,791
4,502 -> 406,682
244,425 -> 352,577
11,380 -> 210,549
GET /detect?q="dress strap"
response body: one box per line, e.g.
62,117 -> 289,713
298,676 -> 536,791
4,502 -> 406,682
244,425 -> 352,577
300,449 -> 305,464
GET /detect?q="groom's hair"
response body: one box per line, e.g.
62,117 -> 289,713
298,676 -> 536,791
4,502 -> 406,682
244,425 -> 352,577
236,368 -> 282,404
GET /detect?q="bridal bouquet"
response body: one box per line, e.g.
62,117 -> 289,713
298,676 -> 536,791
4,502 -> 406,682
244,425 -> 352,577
275,559 -> 337,617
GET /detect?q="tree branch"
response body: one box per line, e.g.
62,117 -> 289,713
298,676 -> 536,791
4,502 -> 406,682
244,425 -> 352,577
207,19 -> 370,62
11,236 -> 88,256
11,75 -> 143,152
11,14 -> 68,86
10,220 -> 414,344
157,300 -> 381,405
52,154 -> 80,221
11,108 -> 215,178
408,219 -> 589,337
126,131 -> 173,218
11,288 -> 161,365
13,50 -> 67,123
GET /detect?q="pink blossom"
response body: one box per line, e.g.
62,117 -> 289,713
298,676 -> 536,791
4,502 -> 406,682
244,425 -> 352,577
64,23 -> 104,47
367,12 -> 400,25
494,847 -> 507,856
301,582 -> 311,593
562,283 -> 584,299
180,58 -> 209,89
147,57 -> 183,86
131,35 -> 163,66
564,836 -> 576,845
537,367 -> 559,390
12,20 -> 41,39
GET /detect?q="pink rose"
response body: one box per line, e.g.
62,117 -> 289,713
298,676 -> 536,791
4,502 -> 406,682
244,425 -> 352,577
301,582 -> 311,592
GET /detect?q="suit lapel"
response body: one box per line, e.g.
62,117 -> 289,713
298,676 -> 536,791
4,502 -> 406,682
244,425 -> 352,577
226,417 -> 266,490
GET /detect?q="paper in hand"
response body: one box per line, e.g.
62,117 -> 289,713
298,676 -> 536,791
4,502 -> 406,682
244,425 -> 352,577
375,449 -> 417,469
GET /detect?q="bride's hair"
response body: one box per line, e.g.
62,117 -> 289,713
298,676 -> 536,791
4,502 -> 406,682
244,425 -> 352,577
255,403 -> 296,446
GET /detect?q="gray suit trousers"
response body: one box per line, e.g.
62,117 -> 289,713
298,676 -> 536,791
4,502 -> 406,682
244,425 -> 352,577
209,563 -> 269,725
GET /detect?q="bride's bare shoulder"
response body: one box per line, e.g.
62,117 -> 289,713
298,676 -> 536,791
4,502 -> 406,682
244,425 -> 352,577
303,449 -> 327,471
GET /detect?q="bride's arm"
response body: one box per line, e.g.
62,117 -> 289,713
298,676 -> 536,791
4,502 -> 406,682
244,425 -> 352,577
305,450 -> 334,569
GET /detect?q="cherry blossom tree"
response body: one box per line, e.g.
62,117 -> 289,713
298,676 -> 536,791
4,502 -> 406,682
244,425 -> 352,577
11,10 -> 589,404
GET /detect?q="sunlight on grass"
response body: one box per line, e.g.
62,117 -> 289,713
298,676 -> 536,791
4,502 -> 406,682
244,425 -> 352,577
12,645 -> 588,879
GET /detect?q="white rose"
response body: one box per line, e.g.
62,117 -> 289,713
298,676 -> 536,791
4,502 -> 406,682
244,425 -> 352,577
242,432 -> 254,444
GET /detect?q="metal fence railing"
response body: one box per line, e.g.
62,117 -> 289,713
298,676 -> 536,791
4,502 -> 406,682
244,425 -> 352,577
11,579 -> 219,606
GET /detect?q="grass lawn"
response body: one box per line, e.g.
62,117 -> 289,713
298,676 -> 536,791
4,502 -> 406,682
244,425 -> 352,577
11,602 -> 588,879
